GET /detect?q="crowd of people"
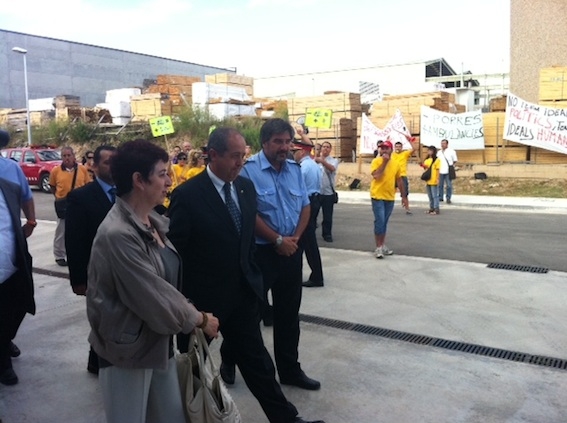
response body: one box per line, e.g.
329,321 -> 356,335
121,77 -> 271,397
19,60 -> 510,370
2,118 -> 460,422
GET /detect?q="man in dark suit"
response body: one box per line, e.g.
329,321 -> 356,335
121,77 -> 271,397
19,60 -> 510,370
0,178 -> 35,385
65,145 -> 116,374
168,128 -> 324,423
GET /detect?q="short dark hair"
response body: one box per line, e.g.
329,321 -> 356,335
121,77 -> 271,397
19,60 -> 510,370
208,127 -> 241,156
394,142 -> 402,146
93,145 -> 116,165
111,139 -> 169,197
441,139 -> 449,144
0,129 -> 11,148
260,118 -> 294,144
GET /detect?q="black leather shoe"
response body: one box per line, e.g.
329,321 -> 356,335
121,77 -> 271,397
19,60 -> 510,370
302,280 -> 324,288
0,368 -> 18,386
55,259 -> 68,266
294,417 -> 325,423
280,371 -> 321,390
220,362 -> 235,385
9,341 -> 21,358
323,236 -> 333,242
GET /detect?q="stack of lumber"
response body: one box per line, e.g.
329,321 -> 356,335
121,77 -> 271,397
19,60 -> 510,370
369,91 -> 458,134
0,109 -> 27,130
131,93 -> 172,122
205,73 -> 254,97
489,95 -> 507,112
535,67 -> 567,164
56,107 -> 112,124
143,74 -> 202,114
253,99 -> 287,118
287,92 -> 362,161
54,95 -> 80,108
539,67 -> 567,103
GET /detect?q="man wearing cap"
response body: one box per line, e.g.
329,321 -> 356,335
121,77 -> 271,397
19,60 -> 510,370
291,139 -> 324,288
241,118 -> 322,391
370,140 -> 407,259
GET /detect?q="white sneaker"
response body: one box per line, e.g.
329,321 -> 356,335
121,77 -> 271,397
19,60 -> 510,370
374,246 -> 384,259
382,245 -> 394,255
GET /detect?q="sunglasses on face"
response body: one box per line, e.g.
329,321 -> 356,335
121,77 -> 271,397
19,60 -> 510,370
178,157 -> 188,161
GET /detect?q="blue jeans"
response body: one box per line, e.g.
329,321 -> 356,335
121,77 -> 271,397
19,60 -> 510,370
371,199 -> 395,235
438,173 -> 453,201
426,185 -> 439,211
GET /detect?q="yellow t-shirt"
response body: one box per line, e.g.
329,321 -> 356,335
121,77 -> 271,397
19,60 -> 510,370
423,157 -> 441,186
370,156 -> 401,201
171,164 -> 191,186
185,166 -> 205,180
391,150 -> 412,177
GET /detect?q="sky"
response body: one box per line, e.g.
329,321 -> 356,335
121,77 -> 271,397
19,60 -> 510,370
1,0 -> 510,78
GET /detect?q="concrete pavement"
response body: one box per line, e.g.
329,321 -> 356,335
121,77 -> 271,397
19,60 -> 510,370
1,193 -> 567,423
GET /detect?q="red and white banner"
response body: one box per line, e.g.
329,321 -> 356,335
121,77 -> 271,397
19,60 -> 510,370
504,93 -> 567,155
359,110 -> 412,154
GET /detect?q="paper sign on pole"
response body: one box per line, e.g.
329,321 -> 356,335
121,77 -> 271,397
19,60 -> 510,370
504,93 -> 567,155
420,106 -> 484,150
305,108 -> 333,129
149,116 -> 175,137
359,110 -> 413,154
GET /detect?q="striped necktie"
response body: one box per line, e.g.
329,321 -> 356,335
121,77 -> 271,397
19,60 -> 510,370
223,183 -> 241,235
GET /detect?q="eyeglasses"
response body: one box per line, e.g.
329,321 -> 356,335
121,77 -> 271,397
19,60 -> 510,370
178,157 -> 187,161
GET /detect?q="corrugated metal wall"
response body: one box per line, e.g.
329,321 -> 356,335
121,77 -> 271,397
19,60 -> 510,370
1,29 -> 232,108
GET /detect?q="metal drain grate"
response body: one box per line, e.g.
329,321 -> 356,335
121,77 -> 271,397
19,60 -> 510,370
299,313 -> 567,371
33,267 -> 70,279
487,263 -> 549,273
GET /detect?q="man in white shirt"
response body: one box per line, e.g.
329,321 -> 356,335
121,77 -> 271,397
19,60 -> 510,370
314,142 -> 339,243
437,139 -> 458,204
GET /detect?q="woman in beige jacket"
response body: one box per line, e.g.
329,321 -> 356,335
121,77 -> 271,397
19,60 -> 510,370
87,139 -> 219,423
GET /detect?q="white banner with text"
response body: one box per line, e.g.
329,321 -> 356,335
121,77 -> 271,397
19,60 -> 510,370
359,110 -> 412,154
420,106 -> 485,150
504,93 -> 567,155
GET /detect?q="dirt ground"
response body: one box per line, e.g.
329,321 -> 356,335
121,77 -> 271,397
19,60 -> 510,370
336,163 -> 567,198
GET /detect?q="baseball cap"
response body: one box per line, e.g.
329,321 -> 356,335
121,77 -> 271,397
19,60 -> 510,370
292,139 -> 314,151
381,141 -> 393,150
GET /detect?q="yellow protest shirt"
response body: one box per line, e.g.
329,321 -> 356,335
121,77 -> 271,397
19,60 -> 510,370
391,149 -> 412,176
423,157 -> 441,186
370,156 -> 401,201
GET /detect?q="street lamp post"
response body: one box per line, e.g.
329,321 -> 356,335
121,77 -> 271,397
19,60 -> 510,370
12,47 -> 32,146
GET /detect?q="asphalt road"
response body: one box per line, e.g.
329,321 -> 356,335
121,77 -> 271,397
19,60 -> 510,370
31,188 -> 567,272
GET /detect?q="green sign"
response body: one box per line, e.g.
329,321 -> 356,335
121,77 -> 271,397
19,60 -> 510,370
305,108 -> 333,129
149,116 -> 175,137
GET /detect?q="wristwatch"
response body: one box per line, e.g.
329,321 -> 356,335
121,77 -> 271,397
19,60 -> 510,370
275,235 -> 283,248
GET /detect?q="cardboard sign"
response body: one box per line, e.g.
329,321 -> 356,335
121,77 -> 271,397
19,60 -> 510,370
149,116 -> 175,137
305,108 -> 333,129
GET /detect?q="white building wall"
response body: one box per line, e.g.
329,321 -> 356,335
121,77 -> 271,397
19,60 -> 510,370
254,62 -> 439,99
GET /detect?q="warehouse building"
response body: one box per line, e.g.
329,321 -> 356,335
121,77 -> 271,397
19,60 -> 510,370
1,29 -> 233,109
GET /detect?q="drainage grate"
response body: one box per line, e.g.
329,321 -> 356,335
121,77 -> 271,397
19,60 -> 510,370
487,263 -> 549,273
299,313 -> 567,371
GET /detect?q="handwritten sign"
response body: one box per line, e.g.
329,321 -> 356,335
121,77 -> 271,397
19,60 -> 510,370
149,116 -> 175,137
504,93 -> 567,155
420,106 -> 484,150
359,110 -> 412,154
305,108 -> 333,129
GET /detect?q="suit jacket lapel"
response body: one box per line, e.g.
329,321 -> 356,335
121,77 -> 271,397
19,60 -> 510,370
198,172 -> 239,236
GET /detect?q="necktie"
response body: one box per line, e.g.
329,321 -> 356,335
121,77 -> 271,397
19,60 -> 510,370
223,183 -> 241,235
108,187 -> 117,204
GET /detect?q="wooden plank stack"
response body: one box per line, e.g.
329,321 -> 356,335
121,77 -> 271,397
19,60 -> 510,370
131,93 -> 172,122
287,92 -> 362,161
489,95 -> 507,112
205,73 -> 254,97
143,74 -> 202,114
54,95 -> 80,109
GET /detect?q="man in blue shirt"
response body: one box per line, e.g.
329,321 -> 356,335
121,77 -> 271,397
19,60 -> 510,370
291,140 -> 324,287
240,118 -> 321,391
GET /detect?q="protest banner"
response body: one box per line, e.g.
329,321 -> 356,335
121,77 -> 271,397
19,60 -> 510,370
305,108 -> 333,129
149,116 -> 175,137
504,93 -> 567,155
360,114 -> 388,154
420,106 -> 485,150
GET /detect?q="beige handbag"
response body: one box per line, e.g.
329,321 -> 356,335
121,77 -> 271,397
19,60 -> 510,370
175,329 -> 241,423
